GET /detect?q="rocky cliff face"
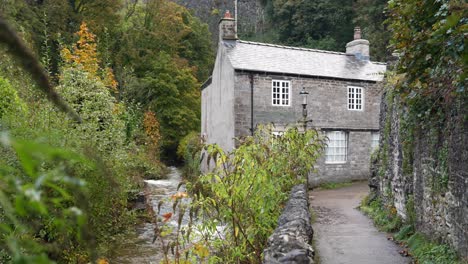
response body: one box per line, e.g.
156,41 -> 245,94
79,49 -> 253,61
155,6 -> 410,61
370,90 -> 467,258
174,0 -> 263,44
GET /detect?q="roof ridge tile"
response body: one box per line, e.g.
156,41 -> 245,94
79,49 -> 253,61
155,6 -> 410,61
237,40 -> 347,56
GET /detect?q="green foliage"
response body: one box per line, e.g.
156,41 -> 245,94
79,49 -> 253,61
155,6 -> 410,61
2,0 -> 214,162
184,126 -> 325,263
361,196 -> 461,264
57,67 -> 125,151
259,0 -> 354,51
115,0 -> 213,159
387,0 -> 466,117
353,0 -> 391,61
405,195 -> 416,227
405,233 -> 460,264
360,197 -> 402,232
177,131 -> 203,180
0,134 -> 90,263
0,77 -> 26,119
126,52 -> 201,159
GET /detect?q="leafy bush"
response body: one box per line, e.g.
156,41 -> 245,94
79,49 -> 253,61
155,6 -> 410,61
359,197 -> 402,232
0,135 -> 90,264
0,77 -> 26,119
177,131 -> 203,179
180,126 -> 325,263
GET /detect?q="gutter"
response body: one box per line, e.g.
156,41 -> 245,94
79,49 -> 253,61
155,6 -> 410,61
234,69 -> 383,83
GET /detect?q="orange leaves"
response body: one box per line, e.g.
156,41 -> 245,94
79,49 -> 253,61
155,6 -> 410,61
97,258 -> 109,264
61,21 -> 118,92
72,22 -> 99,76
171,191 -> 188,200
143,110 -> 161,152
162,212 -> 173,222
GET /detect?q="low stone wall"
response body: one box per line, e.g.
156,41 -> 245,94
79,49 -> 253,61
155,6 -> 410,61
263,184 -> 314,264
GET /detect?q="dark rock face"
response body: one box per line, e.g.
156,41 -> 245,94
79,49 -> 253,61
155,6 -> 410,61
263,184 -> 314,264
173,0 -> 263,44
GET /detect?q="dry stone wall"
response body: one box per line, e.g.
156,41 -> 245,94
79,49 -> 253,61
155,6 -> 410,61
263,184 -> 315,264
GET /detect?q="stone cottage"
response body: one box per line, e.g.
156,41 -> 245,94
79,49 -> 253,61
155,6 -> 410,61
201,11 -> 387,185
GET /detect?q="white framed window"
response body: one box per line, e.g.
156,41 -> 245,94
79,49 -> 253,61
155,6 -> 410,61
272,80 -> 291,106
272,131 -> 284,137
348,86 -> 364,110
325,131 -> 348,163
371,132 -> 380,150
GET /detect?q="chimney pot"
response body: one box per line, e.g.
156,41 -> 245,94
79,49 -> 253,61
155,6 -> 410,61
219,10 -> 237,41
224,10 -> 233,19
354,27 -> 361,40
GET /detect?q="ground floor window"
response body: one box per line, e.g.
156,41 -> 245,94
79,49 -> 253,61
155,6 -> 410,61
325,131 -> 348,163
371,132 -> 380,151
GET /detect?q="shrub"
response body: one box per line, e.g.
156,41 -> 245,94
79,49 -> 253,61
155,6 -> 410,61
0,77 -> 26,119
169,125 -> 325,263
177,131 -> 203,179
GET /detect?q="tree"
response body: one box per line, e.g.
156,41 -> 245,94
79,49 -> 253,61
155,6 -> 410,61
62,22 -> 118,91
116,0 -> 212,160
353,0 -> 391,61
128,52 -> 200,159
258,0 -> 355,51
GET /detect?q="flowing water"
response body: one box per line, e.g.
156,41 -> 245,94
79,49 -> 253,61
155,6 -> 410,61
111,167 -> 187,264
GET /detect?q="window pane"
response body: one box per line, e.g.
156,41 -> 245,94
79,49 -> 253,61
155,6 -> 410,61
326,131 -> 347,163
348,86 -> 364,110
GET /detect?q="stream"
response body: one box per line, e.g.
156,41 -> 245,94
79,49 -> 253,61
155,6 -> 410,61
111,167 -> 187,264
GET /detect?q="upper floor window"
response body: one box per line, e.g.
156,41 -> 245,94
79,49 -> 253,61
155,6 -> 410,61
325,131 -> 348,163
272,80 -> 290,106
348,86 -> 363,110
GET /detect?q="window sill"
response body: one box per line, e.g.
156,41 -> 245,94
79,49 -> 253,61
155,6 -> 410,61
325,161 -> 347,165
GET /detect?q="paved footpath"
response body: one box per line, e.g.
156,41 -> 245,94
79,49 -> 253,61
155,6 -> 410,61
310,182 -> 411,264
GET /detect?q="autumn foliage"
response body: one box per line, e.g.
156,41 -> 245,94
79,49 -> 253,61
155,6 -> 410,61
62,22 -> 118,91
143,110 -> 161,158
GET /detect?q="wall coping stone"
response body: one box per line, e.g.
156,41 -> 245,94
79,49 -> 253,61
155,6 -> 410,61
263,184 -> 315,264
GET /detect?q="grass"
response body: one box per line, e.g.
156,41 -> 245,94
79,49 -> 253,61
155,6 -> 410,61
360,195 -> 463,264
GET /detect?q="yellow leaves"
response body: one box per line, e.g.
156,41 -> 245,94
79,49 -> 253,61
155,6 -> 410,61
103,67 -> 118,92
73,22 -> 99,76
193,243 -> 209,258
61,47 -> 73,64
143,110 -> 161,152
97,258 -> 109,264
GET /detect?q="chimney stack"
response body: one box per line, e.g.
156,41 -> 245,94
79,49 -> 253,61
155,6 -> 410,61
346,26 -> 369,60
219,10 -> 237,42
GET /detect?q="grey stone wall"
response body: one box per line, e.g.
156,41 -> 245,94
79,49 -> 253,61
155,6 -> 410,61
234,72 -> 383,185
263,184 -> 314,264
370,92 -> 468,258
312,131 -> 373,186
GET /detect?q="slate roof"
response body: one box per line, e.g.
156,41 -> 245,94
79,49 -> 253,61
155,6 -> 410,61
224,40 -> 386,82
